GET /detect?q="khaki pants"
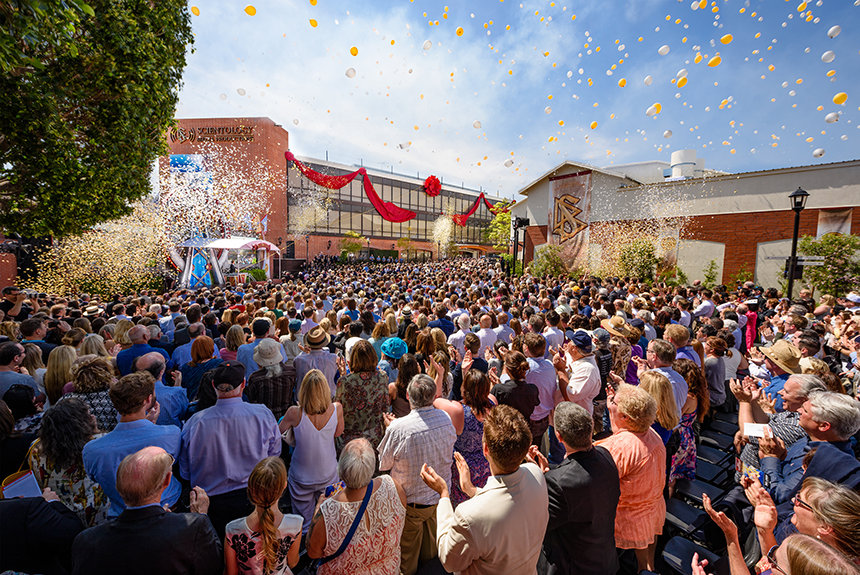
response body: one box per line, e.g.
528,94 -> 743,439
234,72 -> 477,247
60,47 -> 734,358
400,503 -> 437,575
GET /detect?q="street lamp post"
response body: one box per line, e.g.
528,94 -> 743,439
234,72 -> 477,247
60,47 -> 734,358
305,235 -> 310,262
786,187 -> 809,300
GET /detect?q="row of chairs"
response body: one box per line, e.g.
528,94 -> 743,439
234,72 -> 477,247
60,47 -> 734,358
660,410 -> 740,575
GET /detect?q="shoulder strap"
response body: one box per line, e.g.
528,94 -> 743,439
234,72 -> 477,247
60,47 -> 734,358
318,481 -> 373,566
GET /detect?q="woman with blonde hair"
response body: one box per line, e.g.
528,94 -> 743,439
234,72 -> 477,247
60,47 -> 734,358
219,324 -> 246,362
64,355 -> 119,432
279,369 -> 344,533
221,308 -> 236,325
225,457 -> 302,575
61,328 -> 86,351
638,370 -> 680,444
21,343 -> 47,397
44,345 -> 77,405
112,319 -> 134,349
367,321 -> 390,361
0,321 -> 19,340
79,334 -> 111,358
597,383 -> 666,573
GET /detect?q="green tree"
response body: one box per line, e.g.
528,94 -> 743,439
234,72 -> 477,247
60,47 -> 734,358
702,259 -> 719,288
527,244 -> 568,277
396,235 -> 413,259
484,200 -> 514,251
728,264 -> 753,285
0,0 -> 193,237
0,0 -> 94,74
618,239 -> 659,281
798,233 -> 860,297
341,230 -> 366,256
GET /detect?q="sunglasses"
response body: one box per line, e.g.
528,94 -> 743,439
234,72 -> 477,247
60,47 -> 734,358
766,545 -> 788,575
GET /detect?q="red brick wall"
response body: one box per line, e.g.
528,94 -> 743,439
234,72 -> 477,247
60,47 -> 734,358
523,226 -> 549,264
0,254 -> 16,287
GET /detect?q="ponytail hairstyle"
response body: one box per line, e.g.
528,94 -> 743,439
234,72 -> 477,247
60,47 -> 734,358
247,457 -> 288,574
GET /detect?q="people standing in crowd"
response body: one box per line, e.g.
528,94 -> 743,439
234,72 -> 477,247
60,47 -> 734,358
178,335 -> 223,402
279,369 -> 343,533
179,361 -> 281,538
294,325 -> 338,398
336,339 -> 389,451
71,446 -> 221,575
82,371 -> 181,518
421,404 -> 549,575
378,373 -> 457,575
224,457 -> 302,575
245,337 -> 296,421
63,355 -> 119,432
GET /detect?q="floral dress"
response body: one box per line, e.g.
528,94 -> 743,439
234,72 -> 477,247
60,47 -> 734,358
28,437 -> 110,526
670,411 -> 698,482
226,514 -> 303,575
450,404 -> 491,506
335,370 -> 390,452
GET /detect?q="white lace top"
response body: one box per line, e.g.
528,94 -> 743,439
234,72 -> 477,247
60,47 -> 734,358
318,475 -> 406,575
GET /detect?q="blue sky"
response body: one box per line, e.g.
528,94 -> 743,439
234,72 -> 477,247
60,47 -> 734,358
175,0 -> 859,198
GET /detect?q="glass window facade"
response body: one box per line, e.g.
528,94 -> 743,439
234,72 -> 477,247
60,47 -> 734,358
287,161 -> 496,244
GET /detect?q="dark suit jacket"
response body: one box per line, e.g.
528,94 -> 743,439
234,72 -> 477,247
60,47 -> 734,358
539,446 -> 621,575
173,326 -> 192,347
450,357 -> 489,401
0,497 -> 84,575
71,505 -> 222,575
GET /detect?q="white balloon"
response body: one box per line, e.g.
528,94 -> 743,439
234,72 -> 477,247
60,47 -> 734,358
827,25 -> 841,38
545,106 -> 552,114
676,68 -> 688,78
423,40 -> 432,50
821,50 -> 835,63
646,104 -> 658,117
789,90 -> 796,96
691,0 -> 699,9
566,70 -> 573,78
345,67 -> 356,78
293,119 -> 299,125
504,159 -> 514,167
664,130 -> 673,138
237,88 -> 246,96
781,81 -> 789,88
658,44 -> 670,56
473,120 -> 482,129
825,112 -> 839,123
812,148 -> 825,158
644,75 -> 653,86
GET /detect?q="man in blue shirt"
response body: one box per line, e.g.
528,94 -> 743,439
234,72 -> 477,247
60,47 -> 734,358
0,342 -> 40,398
236,319 -> 287,378
134,352 -> 188,428
82,371 -> 181,517
116,325 -> 170,376
170,323 -> 206,369
428,303 -> 456,338
19,318 -> 56,364
757,340 -> 802,412
179,361 -> 281,538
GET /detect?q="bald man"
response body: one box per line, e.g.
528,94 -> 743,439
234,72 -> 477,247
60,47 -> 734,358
133,352 -> 188,428
71,446 -> 221,575
116,324 -> 169,375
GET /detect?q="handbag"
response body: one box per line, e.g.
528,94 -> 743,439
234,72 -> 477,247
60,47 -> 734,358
298,481 -> 373,575
1,439 -> 40,499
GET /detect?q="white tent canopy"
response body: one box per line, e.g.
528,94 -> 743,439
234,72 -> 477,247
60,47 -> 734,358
177,236 -> 280,252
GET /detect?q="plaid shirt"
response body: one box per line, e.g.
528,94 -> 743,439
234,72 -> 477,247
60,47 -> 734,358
245,361 -> 297,420
378,406 -> 457,505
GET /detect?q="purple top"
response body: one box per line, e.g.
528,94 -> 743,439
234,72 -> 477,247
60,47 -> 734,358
625,344 -> 643,385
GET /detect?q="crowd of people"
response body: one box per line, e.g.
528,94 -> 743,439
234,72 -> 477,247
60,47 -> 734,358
0,256 -> 858,575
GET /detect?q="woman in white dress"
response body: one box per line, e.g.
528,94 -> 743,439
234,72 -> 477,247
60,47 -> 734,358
225,457 -> 303,575
278,369 -> 343,533
308,438 -> 406,575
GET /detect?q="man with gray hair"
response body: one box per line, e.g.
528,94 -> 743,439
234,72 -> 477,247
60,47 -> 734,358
116,324 -> 169,375
377,374 -> 457,575
757,389 -> 860,503
447,314 -> 472,360
169,322 -> 206,369
732,373 -> 827,483
528,402 -> 621,575
71,446 -> 220,575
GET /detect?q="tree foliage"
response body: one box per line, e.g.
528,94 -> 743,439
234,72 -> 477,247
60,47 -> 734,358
0,0 -> 194,237
0,0 -> 94,74
484,200 -> 514,251
702,259 -> 719,288
341,230 -> 366,256
798,233 -> 860,297
618,239 -> 658,281
396,234 -> 413,259
527,244 -> 568,277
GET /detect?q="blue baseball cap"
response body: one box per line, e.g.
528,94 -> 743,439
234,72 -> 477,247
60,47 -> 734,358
570,331 -> 592,353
